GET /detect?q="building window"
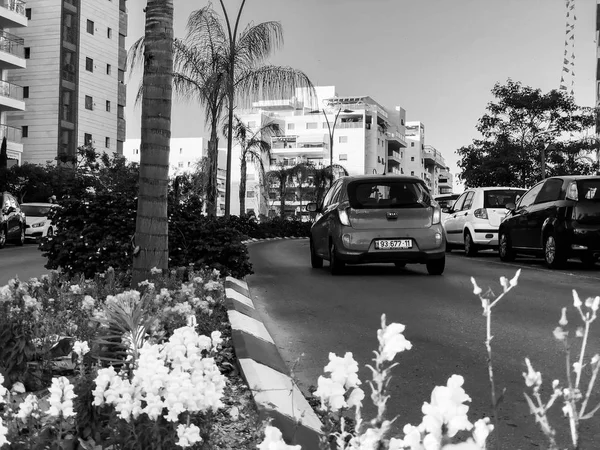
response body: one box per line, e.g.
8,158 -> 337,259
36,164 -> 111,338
118,69 -> 125,83
377,138 -> 380,145
117,105 -> 124,119
411,142 -> 415,147
85,95 -> 93,110
24,47 -> 30,59
86,57 -> 93,72
287,123 -> 294,130
87,19 -> 94,34
22,126 -> 28,138
84,133 -> 92,145
411,171 -> 414,176
106,64 -> 111,75
61,89 -> 74,121
23,86 -> 29,98
107,27 -> 112,39
25,8 -> 31,19
401,119 -> 405,125
411,156 -> 415,161
338,136 -> 348,143
105,137 -> 110,148
339,154 -> 348,161
306,122 -> 317,129
246,191 -> 255,198
106,100 -> 111,112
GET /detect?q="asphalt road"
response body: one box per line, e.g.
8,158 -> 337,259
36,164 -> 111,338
247,240 -> 600,449
0,242 -> 48,285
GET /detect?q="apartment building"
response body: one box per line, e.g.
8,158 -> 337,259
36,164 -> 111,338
0,0 -> 27,165
123,137 -> 228,216
7,0 -> 128,165
231,86 -> 410,217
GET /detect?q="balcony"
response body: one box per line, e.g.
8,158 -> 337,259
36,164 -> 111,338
336,121 -> 363,129
0,123 -> 22,143
0,0 -> 27,28
387,150 -> 401,165
385,130 -> 407,148
0,80 -> 23,111
0,30 -> 25,69
423,147 -> 446,168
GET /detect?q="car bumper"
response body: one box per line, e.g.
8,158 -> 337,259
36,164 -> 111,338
567,224 -> 600,257
471,228 -> 499,247
333,226 -> 445,264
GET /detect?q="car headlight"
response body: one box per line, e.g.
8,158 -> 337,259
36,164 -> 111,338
32,222 -> 45,228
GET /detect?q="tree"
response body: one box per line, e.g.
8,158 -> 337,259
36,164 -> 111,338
458,79 -> 597,188
224,115 -> 279,215
0,137 -> 7,169
131,0 -> 174,287
310,164 -> 349,207
266,165 -> 293,218
288,162 -> 313,217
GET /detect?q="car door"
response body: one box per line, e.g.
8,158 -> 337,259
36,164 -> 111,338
453,191 -> 474,245
510,182 -> 544,248
444,192 -> 468,244
524,178 -> 563,248
312,180 -> 343,257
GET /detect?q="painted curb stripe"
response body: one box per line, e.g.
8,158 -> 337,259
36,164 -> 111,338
225,298 -> 263,322
225,288 -> 254,309
231,329 -> 289,375
262,408 -> 322,449
238,358 -> 323,433
224,279 -> 250,298
225,277 -> 250,294
227,310 -> 274,344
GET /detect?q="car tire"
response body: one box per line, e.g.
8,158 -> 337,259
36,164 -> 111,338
310,238 -> 323,269
498,231 -> 515,262
329,242 -> 345,275
0,227 -> 5,249
426,256 -> 445,275
394,262 -> 406,268
16,225 -> 25,246
580,253 -> 597,269
464,231 -> 478,257
544,231 -> 566,269
445,241 -> 454,253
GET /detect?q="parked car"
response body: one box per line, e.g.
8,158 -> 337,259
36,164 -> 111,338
435,193 -> 460,223
444,186 -> 526,256
498,175 -> 600,268
0,191 -> 26,248
305,175 -> 446,275
21,203 -> 57,241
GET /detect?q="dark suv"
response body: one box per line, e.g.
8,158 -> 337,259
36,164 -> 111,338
1,191 -> 26,248
306,175 -> 446,275
498,176 -> 600,268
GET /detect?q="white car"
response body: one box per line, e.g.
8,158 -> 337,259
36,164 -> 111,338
435,193 -> 460,224
443,187 -> 526,256
21,203 -> 57,241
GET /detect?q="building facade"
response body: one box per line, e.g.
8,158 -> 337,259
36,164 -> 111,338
0,0 -> 27,164
6,0 -> 127,165
230,86 -> 413,217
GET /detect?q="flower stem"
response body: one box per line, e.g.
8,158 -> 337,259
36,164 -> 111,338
485,304 -> 500,449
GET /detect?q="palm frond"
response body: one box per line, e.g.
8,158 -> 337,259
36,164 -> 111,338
235,21 -> 283,68
127,36 -> 145,80
185,6 -> 228,57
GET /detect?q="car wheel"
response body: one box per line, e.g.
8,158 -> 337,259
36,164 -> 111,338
16,225 -> 25,246
310,238 -> 323,269
426,256 -> 445,275
580,253 -> 597,269
329,242 -> 345,275
544,231 -> 566,269
0,227 -> 5,249
464,231 -> 478,257
498,231 -> 515,262
394,262 -> 406,268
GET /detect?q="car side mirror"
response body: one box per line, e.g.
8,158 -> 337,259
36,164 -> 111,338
441,207 -> 451,214
305,202 -> 319,213
506,202 -> 516,211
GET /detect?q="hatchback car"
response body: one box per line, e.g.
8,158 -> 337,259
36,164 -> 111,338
444,187 -> 526,256
435,193 -> 460,223
305,175 -> 446,275
498,176 -> 600,269
21,203 -> 57,241
0,191 -> 26,248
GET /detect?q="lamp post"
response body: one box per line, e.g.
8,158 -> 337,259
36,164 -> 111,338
309,106 -> 353,185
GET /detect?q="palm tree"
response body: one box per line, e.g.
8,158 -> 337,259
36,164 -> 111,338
187,2 -> 315,217
266,165 -> 294,218
289,162 -> 313,219
311,164 -> 349,208
131,0 -> 174,287
224,116 -> 279,215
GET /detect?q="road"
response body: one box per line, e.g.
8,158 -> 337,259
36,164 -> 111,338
0,242 -> 49,285
247,240 -> 600,449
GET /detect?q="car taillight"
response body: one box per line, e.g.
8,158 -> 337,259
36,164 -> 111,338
432,206 -> 441,224
566,181 -> 578,201
338,207 -> 352,227
474,208 -> 488,219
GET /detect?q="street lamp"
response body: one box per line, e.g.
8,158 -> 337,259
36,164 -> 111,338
308,106 -> 353,183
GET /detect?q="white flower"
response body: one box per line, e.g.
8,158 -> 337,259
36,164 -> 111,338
0,417 -> 9,447
82,295 -> 95,311
257,426 -> 301,450
572,362 -> 582,377
176,423 -> 202,448
47,376 -> 77,418
471,417 -> 494,447
470,277 -> 482,296
0,374 -> 8,401
186,315 -> 197,328
592,354 -> 600,365
314,376 -> 346,412
69,285 -> 82,294
523,358 -> 542,388
553,326 -> 568,341
573,290 -> 582,308
421,375 -> 473,438
509,269 -> 521,288
585,296 -> 600,312
378,316 -> 412,362
11,381 -> 25,394
73,340 -> 90,357
211,330 -> 223,350
559,307 -> 568,326
499,276 -> 509,292
324,352 -> 361,389
17,394 -> 41,421
347,387 -> 365,409
150,267 -> 162,275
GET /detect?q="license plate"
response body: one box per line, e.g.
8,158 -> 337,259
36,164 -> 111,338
375,239 -> 412,250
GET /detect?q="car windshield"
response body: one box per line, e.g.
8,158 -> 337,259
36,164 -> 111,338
348,181 -> 431,209
21,205 -> 52,217
578,180 -> 600,201
435,195 -> 459,209
483,190 -> 524,208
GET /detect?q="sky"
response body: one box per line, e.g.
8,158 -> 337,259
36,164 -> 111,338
125,0 -> 598,188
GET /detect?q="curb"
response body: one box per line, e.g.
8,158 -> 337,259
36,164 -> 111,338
241,236 -> 309,244
224,276 -> 323,449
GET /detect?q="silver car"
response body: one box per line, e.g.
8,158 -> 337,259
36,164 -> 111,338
306,175 -> 446,275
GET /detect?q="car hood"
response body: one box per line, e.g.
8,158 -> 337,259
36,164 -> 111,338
26,217 -> 47,226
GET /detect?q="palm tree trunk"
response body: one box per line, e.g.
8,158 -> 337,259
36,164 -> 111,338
205,125 -> 219,217
240,155 -> 247,215
279,176 -> 286,218
131,0 -> 174,287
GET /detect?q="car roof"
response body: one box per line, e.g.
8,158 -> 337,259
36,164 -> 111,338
21,203 -> 55,206
547,175 -> 600,182
465,186 -> 527,191
342,174 -> 425,184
